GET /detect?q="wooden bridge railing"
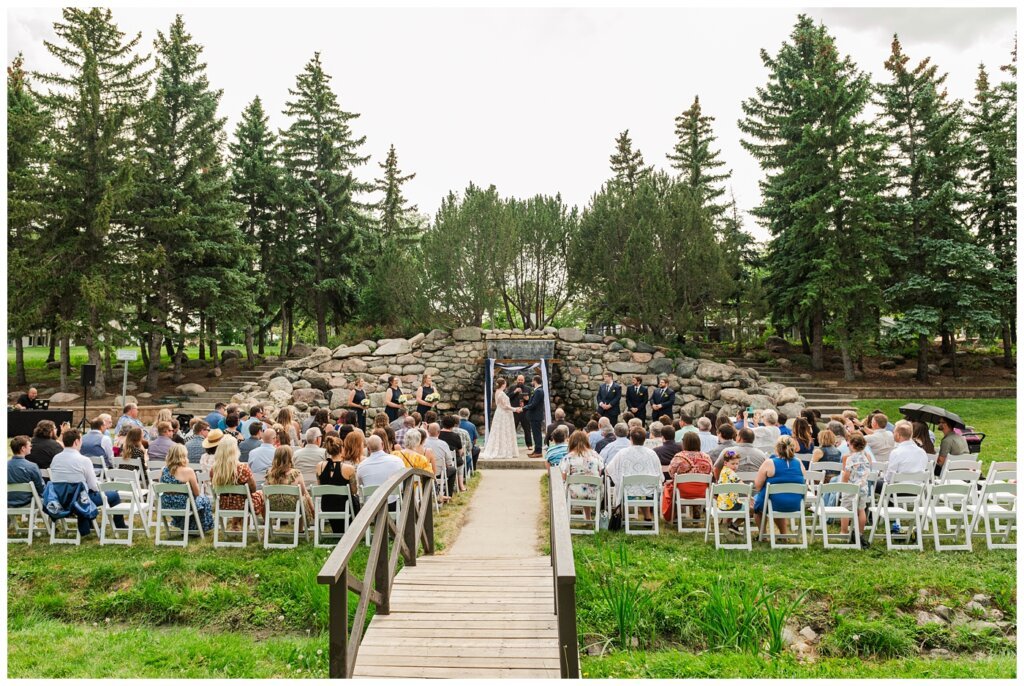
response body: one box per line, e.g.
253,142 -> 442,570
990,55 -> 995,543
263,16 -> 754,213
316,468 -> 436,678
547,465 -> 581,678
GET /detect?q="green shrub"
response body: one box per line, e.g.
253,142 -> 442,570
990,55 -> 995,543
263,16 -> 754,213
822,616 -> 915,658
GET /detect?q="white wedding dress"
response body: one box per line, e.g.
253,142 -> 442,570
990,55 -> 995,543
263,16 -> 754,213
480,390 -> 519,459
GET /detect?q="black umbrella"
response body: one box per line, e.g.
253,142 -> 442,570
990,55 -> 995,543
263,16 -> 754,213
898,403 -> 966,430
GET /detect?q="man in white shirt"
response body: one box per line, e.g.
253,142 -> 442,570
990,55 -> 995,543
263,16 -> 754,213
357,434 -> 405,507
752,409 -> 782,454
247,427 -> 278,485
49,429 -> 125,535
292,427 -> 326,486
606,428 -> 662,510
885,421 -> 928,483
695,417 -> 718,454
865,413 -> 895,462
599,423 -> 631,467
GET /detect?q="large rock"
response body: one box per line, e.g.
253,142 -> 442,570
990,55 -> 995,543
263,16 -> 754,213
291,388 -> 324,404
423,328 -> 448,343
635,341 -> 656,354
48,392 -> 81,404
608,361 -> 646,375
719,388 -> 753,406
113,395 -> 137,406
557,327 -> 584,343
269,390 -> 292,405
221,349 -> 243,362
408,332 -> 426,348
777,402 -> 805,419
879,360 -> 897,370
175,383 -> 206,396
676,359 -> 699,378
648,357 -> 675,375
765,336 -> 789,353
701,382 -> 722,401
748,395 -> 777,410
695,361 -> 734,382
772,386 -> 802,405
375,338 -> 413,356
896,368 -> 918,379
452,327 -> 482,342
300,368 -> 331,391
288,342 -> 315,358
682,399 -> 710,417
292,347 -> 332,369
332,343 -> 371,359
267,376 -> 293,394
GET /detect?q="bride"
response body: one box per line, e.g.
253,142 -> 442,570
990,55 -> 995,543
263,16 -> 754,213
480,377 -> 519,459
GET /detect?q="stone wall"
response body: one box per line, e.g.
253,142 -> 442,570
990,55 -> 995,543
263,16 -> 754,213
234,327 -> 806,428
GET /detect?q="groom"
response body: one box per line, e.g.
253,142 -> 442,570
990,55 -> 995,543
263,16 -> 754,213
518,376 -> 546,458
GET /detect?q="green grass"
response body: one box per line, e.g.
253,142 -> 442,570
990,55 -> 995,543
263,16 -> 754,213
853,398 -> 1016,465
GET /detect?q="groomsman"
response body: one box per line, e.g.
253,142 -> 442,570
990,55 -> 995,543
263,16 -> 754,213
625,375 -> 649,424
650,377 -> 676,423
596,372 -> 622,424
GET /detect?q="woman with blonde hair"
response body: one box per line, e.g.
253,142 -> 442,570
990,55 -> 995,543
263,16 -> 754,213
753,436 -> 807,535
210,434 -> 265,523
159,443 -> 213,532
148,408 -> 173,440
276,407 -> 301,447
264,445 -> 314,524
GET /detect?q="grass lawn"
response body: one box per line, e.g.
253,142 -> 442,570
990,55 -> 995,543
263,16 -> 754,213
7,471 -> 481,678
852,398 -> 1016,466
573,531 -> 1016,678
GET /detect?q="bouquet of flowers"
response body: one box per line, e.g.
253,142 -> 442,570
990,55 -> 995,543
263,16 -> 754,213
361,399 -> 370,407
426,392 -> 441,403
398,394 -> 411,403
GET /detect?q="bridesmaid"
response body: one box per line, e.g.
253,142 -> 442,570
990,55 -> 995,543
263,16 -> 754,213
415,374 -> 438,417
384,376 -> 403,424
347,377 -> 368,433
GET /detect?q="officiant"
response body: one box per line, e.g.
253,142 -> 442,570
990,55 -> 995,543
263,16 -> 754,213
509,374 -> 534,452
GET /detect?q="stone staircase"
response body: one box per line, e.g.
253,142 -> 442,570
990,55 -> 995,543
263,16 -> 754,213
742,362 -> 858,417
176,362 -> 280,416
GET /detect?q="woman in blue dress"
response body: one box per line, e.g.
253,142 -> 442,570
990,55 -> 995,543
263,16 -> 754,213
753,436 -> 806,536
159,443 -> 214,533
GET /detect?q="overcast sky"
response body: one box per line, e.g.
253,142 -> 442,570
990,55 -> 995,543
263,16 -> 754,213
7,5 -> 1017,240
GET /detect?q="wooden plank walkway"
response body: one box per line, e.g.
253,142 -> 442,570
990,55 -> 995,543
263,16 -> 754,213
353,556 -> 559,678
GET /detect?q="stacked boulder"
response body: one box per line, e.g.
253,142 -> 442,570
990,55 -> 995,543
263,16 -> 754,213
233,327 -> 805,427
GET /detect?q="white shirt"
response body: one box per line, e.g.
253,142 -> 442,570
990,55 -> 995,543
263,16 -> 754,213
752,426 -> 781,454
866,430 -> 895,462
600,436 -> 630,466
697,431 -> 718,454
357,450 -> 406,502
425,437 -> 455,472
248,443 -> 276,484
885,439 -> 928,483
605,445 -> 662,507
49,447 -> 100,492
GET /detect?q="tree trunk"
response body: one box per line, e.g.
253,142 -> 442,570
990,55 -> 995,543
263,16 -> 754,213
279,304 -> 288,357
840,342 -> 855,382
799,323 -> 811,356
172,312 -> 187,384
315,299 -> 328,346
950,334 -> 960,379
46,327 -> 57,364
208,316 -> 220,370
857,354 -> 865,373
59,335 -> 70,392
164,335 -> 175,359
14,336 -> 27,385
940,328 -> 951,355
84,336 -> 105,399
139,335 -> 150,368
734,304 -> 743,355
198,310 -> 206,361
810,308 -> 824,371
103,344 -> 114,387
916,333 -> 929,383
145,327 -> 164,393
288,304 -> 295,353
1002,320 -> 1013,369
258,311 -> 266,355
245,325 -> 256,370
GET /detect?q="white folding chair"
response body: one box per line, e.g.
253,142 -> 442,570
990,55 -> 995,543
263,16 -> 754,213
814,482 -> 860,549
621,474 -> 660,535
7,482 -> 51,544
804,471 -> 825,512
212,485 -> 260,548
969,482 -> 1016,549
925,483 -> 973,551
262,485 -> 309,549
310,484 -> 353,548
673,474 -> 711,533
99,481 -> 148,545
870,482 -> 925,550
705,482 -> 752,550
939,457 -> 982,481
89,455 -> 107,480
734,471 -> 759,484
151,482 -> 206,547
986,461 -> 1017,484
565,474 -> 602,535
196,470 -> 212,497
759,483 -> 808,549
148,458 -> 166,473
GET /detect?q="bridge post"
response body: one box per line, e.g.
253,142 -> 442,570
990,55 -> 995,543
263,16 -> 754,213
328,579 -> 348,678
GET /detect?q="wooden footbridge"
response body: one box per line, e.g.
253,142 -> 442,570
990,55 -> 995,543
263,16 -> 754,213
316,467 -> 579,678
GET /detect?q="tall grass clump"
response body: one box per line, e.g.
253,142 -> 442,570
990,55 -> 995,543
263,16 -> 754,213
693,577 -> 807,657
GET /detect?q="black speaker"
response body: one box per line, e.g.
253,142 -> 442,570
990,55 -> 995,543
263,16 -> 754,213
81,364 -> 97,388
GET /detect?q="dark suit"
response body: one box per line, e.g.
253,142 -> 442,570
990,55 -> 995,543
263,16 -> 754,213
650,386 -> 676,423
522,386 -> 546,452
596,382 -> 622,423
625,384 -> 650,423
510,382 -> 533,449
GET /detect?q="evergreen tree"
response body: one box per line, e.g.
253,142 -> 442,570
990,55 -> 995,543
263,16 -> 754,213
133,15 -> 242,390
608,129 -> 651,192
375,143 -> 420,244
35,8 -> 152,396
739,15 -> 888,375
667,95 -> 730,220
966,54 -> 1017,369
717,192 -> 766,354
876,36 -> 993,381
8,55 -> 53,385
280,52 -> 372,345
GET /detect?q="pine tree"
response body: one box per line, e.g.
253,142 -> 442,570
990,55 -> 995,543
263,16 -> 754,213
876,36 -> 992,381
280,52 -> 372,345
35,8 -> 152,396
718,192 -> 766,354
375,143 -> 420,244
739,15 -> 888,375
608,129 -> 651,192
667,95 -> 730,220
966,53 -> 1017,369
8,55 -> 53,385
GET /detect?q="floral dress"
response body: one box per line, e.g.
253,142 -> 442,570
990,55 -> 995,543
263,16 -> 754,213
843,450 -> 872,510
669,450 -> 713,499
559,450 -> 603,500
216,463 -> 265,517
265,467 -> 314,520
160,467 -> 214,531
716,465 -> 742,511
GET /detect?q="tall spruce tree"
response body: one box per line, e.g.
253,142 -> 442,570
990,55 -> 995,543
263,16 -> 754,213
375,144 -> 419,244
608,129 -> 651,193
667,95 -> 730,220
280,52 -> 372,345
966,54 -> 1017,369
8,55 -> 53,386
739,15 -> 888,375
876,36 -> 992,381
134,15 -> 241,390
35,8 -> 152,396
718,192 -> 766,354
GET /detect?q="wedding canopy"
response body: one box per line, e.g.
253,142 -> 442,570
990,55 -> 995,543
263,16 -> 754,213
483,358 -> 553,435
